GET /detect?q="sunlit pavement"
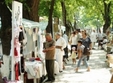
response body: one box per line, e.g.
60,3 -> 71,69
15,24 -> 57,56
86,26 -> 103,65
52,46 -> 112,83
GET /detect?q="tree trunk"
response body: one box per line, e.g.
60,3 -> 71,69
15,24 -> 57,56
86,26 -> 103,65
61,0 -> 72,36
0,0 -> 11,55
61,0 -> 66,27
103,0 -> 111,33
73,15 -> 77,29
23,0 -> 40,22
66,20 -> 73,36
46,0 -> 56,35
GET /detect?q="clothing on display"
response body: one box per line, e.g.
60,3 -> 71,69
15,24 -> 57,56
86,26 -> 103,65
15,62 -> 21,80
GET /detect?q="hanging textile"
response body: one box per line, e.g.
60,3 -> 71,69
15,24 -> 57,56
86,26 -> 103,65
20,56 -> 25,73
14,47 -> 18,56
15,62 -> 21,80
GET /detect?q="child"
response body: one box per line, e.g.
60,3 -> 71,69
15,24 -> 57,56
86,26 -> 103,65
71,47 -> 76,64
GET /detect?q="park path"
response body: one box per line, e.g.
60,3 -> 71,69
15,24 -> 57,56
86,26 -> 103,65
52,45 -> 112,83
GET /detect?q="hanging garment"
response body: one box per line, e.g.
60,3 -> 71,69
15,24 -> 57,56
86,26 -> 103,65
14,47 -> 18,56
19,31 -> 24,42
20,56 -> 25,73
15,62 -> 21,80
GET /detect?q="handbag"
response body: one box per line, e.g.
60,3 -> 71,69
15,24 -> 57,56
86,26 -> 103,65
83,47 -> 90,56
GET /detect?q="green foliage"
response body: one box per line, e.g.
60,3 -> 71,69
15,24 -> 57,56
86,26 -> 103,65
5,0 -> 113,29
5,0 -> 12,5
38,0 -> 50,16
53,1 -> 62,18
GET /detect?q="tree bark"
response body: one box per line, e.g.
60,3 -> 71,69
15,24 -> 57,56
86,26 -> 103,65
66,20 -> 73,36
23,0 -> 40,22
103,0 -> 111,33
46,0 -> 56,35
61,0 -> 66,27
61,0 -> 72,35
0,0 -> 11,55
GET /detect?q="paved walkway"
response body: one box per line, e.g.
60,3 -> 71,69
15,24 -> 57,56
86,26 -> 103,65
52,48 -> 112,83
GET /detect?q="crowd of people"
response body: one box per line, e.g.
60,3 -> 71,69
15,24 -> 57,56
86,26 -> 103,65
43,28 -> 113,82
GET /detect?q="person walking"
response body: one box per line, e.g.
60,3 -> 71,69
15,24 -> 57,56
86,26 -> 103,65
90,29 -> 97,49
62,31 -> 69,64
69,31 -> 78,54
97,29 -> 104,49
43,33 -> 55,82
75,40 -> 90,72
80,31 -> 92,61
55,32 -> 66,72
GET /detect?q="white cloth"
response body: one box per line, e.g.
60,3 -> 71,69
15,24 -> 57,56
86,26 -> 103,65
97,33 -> 104,40
90,32 -> 97,42
63,34 -> 68,46
54,61 -> 59,74
57,37 -> 66,50
55,37 -> 66,71
69,35 -> 78,45
7,80 -> 23,83
25,61 -> 46,79
78,32 -> 82,39
102,39 -> 108,44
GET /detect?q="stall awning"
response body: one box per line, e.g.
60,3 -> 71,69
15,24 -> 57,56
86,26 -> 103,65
0,18 -> 48,30
22,19 -> 39,28
39,21 -> 48,31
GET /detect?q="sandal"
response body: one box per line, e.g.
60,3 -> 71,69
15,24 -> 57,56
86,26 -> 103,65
87,67 -> 90,72
75,68 -> 78,72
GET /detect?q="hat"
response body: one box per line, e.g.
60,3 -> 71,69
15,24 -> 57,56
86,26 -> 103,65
72,47 -> 76,50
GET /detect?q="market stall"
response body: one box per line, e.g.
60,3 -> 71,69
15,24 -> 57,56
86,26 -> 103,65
22,19 -> 60,83
22,18 -> 46,83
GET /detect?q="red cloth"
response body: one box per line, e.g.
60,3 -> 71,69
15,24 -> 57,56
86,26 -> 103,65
14,47 -> 18,56
15,63 -> 19,80
35,58 -> 41,61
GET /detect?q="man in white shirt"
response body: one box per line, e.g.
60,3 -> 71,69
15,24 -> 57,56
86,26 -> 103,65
55,32 -> 66,72
90,30 -> 97,49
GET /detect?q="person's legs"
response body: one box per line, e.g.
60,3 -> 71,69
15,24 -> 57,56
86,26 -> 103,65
49,60 -> 55,81
72,58 -> 76,64
45,60 -> 50,81
75,57 -> 83,72
59,55 -> 63,72
46,60 -> 55,81
92,42 -> 94,49
56,52 -> 63,72
87,56 -> 90,61
83,56 -> 90,71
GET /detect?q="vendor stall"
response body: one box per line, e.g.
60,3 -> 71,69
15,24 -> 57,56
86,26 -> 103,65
22,19 -> 60,83
22,19 -> 46,83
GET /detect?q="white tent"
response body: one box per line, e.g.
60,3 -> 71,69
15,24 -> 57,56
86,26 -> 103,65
22,19 -> 39,28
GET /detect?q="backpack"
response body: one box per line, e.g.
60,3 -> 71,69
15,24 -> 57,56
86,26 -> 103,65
83,46 -> 90,56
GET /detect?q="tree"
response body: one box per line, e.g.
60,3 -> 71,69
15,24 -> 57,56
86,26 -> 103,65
61,0 -> 66,26
0,0 -> 40,56
102,0 -> 111,33
75,0 -> 113,33
46,0 -> 56,34
22,0 -> 40,22
0,0 -> 11,55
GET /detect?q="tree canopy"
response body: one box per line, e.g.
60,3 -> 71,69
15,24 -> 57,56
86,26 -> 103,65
39,0 -> 113,32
